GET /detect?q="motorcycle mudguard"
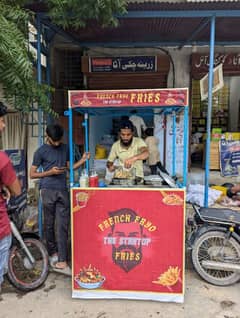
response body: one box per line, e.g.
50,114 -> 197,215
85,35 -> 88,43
192,225 -> 240,245
11,232 -> 41,247
20,232 -> 40,240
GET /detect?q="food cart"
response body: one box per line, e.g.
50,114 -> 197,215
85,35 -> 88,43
66,88 -> 189,303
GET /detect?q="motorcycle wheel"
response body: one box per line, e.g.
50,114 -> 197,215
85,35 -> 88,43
191,230 -> 240,286
7,238 -> 49,292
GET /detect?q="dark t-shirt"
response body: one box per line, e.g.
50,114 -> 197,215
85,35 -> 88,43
32,144 -> 69,190
0,151 -> 17,240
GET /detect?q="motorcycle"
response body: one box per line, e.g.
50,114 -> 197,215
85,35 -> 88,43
188,204 -> 240,286
158,169 -> 240,286
6,199 -> 49,291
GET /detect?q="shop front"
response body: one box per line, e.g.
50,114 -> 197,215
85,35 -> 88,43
191,52 -> 240,173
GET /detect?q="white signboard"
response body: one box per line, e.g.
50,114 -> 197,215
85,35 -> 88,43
200,63 -> 224,101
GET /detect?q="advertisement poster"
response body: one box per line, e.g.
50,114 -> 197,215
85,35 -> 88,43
71,188 -> 185,303
69,88 -> 188,109
165,115 -> 184,176
220,139 -> 240,176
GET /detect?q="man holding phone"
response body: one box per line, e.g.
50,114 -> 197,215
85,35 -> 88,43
30,124 -> 90,274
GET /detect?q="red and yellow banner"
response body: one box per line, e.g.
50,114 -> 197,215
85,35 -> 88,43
71,188 -> 185,302
69,88 -> 188,108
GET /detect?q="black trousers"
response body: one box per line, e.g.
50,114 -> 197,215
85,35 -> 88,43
41,189 -> 70,262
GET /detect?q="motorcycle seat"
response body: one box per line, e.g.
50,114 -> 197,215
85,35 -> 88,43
198,207 -> 240,225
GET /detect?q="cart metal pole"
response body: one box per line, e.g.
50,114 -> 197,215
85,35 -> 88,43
183,106 -> 189,187
82,113 -> 89,172
204,15 -> 216,207
46,48 -> 52,125
172,111 -> 176,177
68,108 -> 74,186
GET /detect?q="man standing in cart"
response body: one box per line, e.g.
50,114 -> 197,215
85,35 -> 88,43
30,123 -> 90,274
107,120 -> 149,183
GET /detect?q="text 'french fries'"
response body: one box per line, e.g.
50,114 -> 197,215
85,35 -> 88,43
152,266 -> 181,286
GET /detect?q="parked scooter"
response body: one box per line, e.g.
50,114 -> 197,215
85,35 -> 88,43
6,199 -> 49,291
188,204 -> 240,286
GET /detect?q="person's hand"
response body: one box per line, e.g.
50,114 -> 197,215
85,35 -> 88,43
124,157 -> 136,169
82,152 -> 90,161
2,186 -> 10,202
107,165 -> 115,172
50,166 -> 66,175
232,194 -> 240,201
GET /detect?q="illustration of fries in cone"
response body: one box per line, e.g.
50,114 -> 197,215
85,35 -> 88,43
73,192 -> 89,212
152,266 -> 181,291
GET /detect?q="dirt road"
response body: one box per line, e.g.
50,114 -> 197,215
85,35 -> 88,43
1,268 -> 239,318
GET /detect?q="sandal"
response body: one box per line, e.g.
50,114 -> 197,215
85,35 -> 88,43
49,254 -> 58,267
52,263 -> 72,276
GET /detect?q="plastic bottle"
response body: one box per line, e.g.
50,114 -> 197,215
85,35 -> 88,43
79,169 -> 89,187
89,169 -> 99,187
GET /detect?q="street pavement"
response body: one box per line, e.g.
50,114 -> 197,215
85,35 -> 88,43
1,267 -> 239,318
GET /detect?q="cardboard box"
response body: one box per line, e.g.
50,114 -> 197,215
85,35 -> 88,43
224,132 -> 240,141
211,128 -> 222,141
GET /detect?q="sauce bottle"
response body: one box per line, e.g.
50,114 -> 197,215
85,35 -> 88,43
89,169 -> 99,187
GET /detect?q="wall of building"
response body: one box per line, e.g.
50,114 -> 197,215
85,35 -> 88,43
167,47 -> 191,88
227,76 -> 240,131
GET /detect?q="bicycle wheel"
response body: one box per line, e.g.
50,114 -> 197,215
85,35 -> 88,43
7,238 -> 49,291
192,230 -> 240,286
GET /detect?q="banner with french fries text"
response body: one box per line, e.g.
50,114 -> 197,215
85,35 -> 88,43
69,88 -> 188,108
71,188 -> 185,303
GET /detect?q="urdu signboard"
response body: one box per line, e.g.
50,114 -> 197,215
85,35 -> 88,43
89,56 -> 157,72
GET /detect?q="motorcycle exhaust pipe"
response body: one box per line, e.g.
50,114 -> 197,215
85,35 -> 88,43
202,260 -> 240,272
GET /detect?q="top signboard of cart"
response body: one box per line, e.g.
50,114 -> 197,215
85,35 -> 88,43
68,88 -> 189,109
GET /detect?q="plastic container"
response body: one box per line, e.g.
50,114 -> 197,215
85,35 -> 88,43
105,169 -> 114,185
89,170 -> 99,187
79,169 -> 89,187
98,180 -> 107,187
95,144 -> 107,159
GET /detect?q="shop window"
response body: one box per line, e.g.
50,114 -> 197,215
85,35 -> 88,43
191,79 -> 229,134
